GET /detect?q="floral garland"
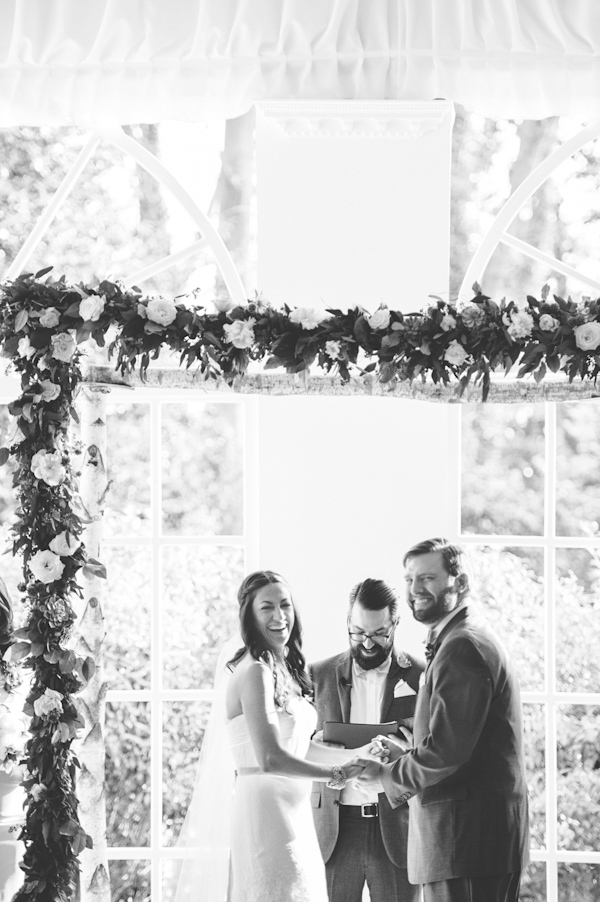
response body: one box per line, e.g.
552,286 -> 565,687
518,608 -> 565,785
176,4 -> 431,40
0,269 -> 600,899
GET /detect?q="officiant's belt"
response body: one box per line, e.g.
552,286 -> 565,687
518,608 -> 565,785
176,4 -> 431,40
339,803 -> 378,818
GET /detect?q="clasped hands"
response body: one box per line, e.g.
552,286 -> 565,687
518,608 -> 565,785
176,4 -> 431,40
350,727 -> 413,793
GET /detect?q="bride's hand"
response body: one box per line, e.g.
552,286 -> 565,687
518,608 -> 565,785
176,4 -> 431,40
342,757 -> 368,782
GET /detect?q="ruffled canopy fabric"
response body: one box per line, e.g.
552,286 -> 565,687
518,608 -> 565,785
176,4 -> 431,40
0,0 -> 599,125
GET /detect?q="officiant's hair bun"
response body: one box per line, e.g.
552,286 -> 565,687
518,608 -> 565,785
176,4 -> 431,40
349,578 -> 399,620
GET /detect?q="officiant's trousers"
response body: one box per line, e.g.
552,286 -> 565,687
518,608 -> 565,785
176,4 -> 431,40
422,871 -> 521,902
326,807 -> 419,902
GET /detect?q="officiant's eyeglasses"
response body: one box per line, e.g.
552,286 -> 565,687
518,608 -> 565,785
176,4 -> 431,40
347,626 -> 396,643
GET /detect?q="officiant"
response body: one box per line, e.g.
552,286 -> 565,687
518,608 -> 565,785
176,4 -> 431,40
310,578 -> 424,902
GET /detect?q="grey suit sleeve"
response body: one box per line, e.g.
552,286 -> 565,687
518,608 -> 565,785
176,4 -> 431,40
381,637 -> 493,807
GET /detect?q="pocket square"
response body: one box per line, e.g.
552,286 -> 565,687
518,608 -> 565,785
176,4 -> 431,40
394,680 -> 417,698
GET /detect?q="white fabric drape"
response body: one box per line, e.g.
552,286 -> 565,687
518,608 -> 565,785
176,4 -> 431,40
1,0 -> 600,125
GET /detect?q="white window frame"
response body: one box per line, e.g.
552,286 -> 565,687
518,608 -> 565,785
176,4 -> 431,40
102,388 -> 259,896
457,401 -> 600,902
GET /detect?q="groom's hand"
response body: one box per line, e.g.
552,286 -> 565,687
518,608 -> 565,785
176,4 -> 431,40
372,726 -> 413,763
352,758 -> 384,794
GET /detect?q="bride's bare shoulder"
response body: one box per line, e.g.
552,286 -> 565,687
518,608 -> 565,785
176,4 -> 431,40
226,653 -> 271,717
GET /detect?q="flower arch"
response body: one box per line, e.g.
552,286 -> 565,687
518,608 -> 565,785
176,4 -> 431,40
2,268 -> 600,897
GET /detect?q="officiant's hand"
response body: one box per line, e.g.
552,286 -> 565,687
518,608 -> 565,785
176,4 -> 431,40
351,758 -> 384,794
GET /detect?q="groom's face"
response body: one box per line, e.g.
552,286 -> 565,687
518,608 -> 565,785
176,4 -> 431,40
348,602 -> 396,670
404,550 -> 462,626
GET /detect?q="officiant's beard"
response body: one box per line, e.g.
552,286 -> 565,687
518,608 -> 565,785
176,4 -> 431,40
350,638 -> 394,670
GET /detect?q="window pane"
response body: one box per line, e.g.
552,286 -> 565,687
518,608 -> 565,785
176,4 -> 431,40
106,701 -> 150,847
523,703 -> 546,850
557,705 -> 600,852
521,861 -> 546,902
468,546 -> 544,691
461,405 -> 545,535
556,549 -> 600,693
161,402 -> 244,536
106,402 -> 151,538
162,545 -> 243,690
104,547 -> 151,691
558,863 -> 600,902
162,700 -> 210,846
109,860 -> 150,902
556,403 -> 600,538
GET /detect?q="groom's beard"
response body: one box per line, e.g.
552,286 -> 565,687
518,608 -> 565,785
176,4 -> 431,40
350,638 -> 394,671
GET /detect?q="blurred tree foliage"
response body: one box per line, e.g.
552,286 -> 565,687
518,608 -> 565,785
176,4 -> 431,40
0,124 -> 207,297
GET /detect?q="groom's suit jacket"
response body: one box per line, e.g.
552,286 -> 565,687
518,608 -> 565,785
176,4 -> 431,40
380,605 -> 530,885
310,649 -> 424,867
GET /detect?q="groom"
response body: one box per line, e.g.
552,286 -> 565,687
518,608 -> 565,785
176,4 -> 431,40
310,578 -> 423,902
356,538 -> 530,902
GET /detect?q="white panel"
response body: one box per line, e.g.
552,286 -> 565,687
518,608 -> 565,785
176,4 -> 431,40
256,100 -> 454,310
256,395 -> 456,663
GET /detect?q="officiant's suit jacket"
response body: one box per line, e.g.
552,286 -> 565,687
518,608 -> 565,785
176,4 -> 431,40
309,649 -> 424,867
380,605 -> 530,885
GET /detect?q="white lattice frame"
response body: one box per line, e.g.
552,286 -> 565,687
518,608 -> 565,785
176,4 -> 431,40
459,119 -> 600,297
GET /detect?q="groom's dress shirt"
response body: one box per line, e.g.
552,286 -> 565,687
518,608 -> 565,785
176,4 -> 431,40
340,656 -> 391,805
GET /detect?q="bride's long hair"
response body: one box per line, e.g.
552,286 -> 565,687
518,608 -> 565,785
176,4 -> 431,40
227,570 -> 312,698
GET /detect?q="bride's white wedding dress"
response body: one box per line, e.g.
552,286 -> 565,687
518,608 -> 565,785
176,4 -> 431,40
227,696 -> 328,902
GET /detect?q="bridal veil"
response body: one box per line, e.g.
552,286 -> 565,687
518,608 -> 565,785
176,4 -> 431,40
169,638 -> 239,902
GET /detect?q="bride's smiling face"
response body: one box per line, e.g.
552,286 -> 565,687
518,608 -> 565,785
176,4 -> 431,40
251,584 -> 295,654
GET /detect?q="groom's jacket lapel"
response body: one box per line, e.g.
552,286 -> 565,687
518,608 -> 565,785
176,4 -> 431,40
335,656 -> 353,723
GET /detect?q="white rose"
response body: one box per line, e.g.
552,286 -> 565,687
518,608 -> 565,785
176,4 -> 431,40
146,297 -> 177,326
507,309 -> 534,340
367,307 -> 391,331
31,449 -> 65,486
325,340 -> 341,360
539,313 -> 559,332
30,783 -> 47,801
29,549 -> 65,585
33,689 -> 64,718
223,318 -> 256,350
574,321 -> 600,351
49,531 -> 81,556
79,294 -> 106,323
39,380 -> 61,403
212,296 -> 235,314
289,307 -> 329,330
440,312 -> 457,332
444,340 -> 470,367
39,307 -> 61,329
18,337 -> 35,359
50,332 -> 76,362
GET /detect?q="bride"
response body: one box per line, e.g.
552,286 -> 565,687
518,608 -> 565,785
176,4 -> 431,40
173,570 -> 384,902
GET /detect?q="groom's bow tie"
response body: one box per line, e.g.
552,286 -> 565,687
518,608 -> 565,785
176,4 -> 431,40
424,633 -> 439,664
